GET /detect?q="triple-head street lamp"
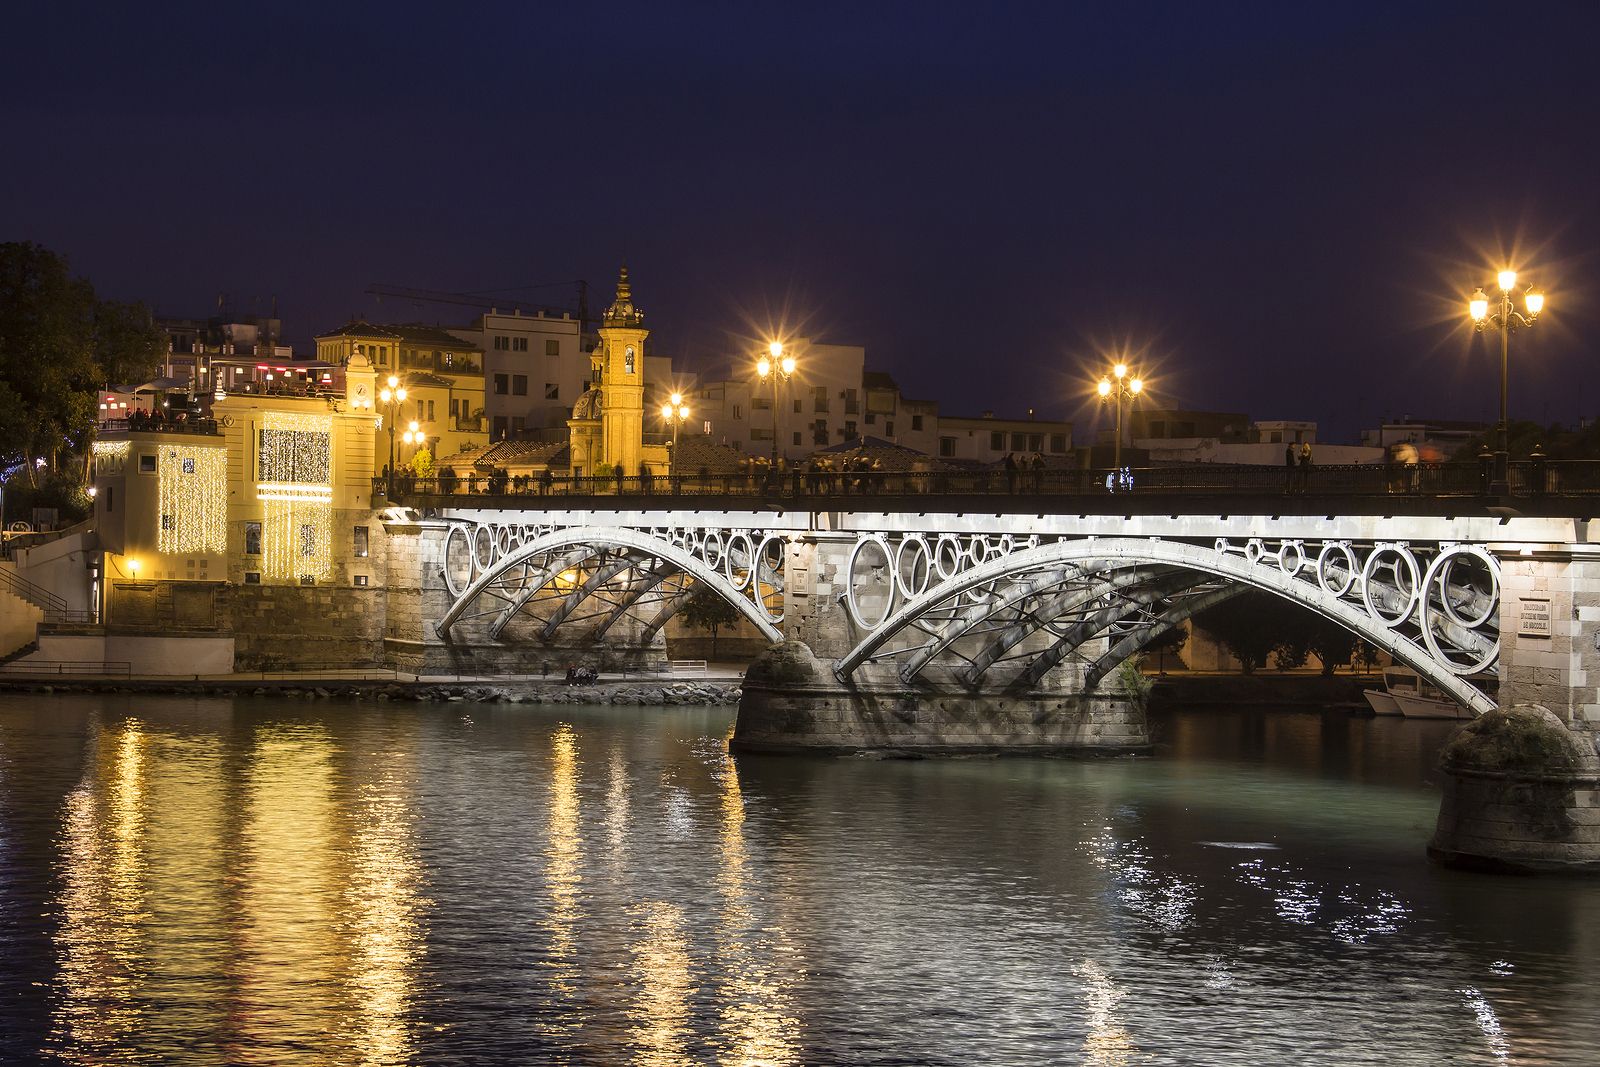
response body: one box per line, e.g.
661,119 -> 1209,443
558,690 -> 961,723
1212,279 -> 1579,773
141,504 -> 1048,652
379,374 -> 408,497
660,391 -> 691,480
1469,270 -> 1544,494
755,340 -> 797,469
1096,361 -> 1144,470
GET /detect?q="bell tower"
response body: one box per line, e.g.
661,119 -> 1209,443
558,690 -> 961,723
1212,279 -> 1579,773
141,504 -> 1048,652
597,265 -> 647,473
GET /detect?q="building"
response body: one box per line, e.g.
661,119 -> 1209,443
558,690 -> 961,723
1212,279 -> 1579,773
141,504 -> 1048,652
565,268 -> 671,478
314,321 -> 489,476
1360,416 -> 1486,461
155,309 -> 294,394
936,412 -> 1075,465
445,310 -> 587,439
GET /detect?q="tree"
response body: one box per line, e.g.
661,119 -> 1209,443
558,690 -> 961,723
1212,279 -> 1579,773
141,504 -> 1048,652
409,446 -> 435,478
0,243 -> 161,484
1193,590 -> 1301,675
679,584 -> 741,661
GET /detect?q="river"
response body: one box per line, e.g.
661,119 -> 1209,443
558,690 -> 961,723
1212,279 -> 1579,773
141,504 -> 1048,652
0,692 -> 1594,1065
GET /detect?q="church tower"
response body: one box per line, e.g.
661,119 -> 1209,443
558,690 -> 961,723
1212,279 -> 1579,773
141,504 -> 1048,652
590,265 -> 645,474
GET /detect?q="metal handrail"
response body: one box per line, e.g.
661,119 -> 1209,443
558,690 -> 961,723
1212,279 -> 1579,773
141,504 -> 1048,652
0,660 -> 131,677
0,567 -> 68,614
376,459 -> 1600,502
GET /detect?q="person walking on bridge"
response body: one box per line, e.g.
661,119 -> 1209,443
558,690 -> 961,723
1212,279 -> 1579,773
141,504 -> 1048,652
1298,441 -> 1313,492
1284,445 -> 1295,493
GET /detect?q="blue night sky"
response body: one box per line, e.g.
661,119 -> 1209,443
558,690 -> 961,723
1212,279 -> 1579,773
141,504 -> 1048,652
3,1 -> 1597,440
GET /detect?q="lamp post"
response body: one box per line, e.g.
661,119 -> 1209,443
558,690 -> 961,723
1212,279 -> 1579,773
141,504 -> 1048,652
1469,270 -> 1544,494
1095,361 -> 1144,470
660,391 -> 690,483
755,340 -> 797,471
378,374 -> 408,498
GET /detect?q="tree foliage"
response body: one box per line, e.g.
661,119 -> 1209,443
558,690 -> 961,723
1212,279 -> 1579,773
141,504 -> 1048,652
1194,588 -> 1375,675
0,242 -> 162,483
678,584 -> 741,660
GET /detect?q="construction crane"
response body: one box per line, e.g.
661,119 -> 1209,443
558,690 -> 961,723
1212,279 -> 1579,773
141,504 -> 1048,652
366,280 -> 592,328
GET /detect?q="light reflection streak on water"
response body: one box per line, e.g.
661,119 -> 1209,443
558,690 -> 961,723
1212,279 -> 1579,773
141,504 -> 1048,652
1235,858 -> 1412,944
606,749 -> 631,853
234,724 -> 342,1064
345,755 -> 425,1066
627,900 -> 695,1066
49,719 -> 149,1060
543,724 -> 582,996
1460,986 -> 1511,1062
713,733 -> 798,1066
1074,959 -> 1136,1066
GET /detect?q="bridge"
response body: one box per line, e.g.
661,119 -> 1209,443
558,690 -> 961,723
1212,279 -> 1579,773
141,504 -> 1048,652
375,471 -> 1600,870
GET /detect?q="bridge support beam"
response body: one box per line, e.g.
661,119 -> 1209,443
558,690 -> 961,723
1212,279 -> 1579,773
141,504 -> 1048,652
732,639 -> 1149,756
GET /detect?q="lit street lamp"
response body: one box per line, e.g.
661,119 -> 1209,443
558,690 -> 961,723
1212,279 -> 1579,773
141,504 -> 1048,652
1469,270 -> 1544,494
660,391 -> 691,483
755,340 -> 797,471
379,374 -> 408,497
1096,361 -> 1144,470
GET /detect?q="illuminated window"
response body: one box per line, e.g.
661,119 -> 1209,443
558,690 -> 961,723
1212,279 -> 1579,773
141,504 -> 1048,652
353,526 -> 369,558
244,522 -> 262,555
139,453 -> 156,473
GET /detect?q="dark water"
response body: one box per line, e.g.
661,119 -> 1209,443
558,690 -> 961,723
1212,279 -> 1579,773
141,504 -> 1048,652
0,694 -> 1595,1065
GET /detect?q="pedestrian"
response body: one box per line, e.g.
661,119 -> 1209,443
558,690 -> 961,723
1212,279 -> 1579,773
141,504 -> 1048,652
1283,444 -> 1295,493
1298,441 -> 1312,491
1004,452 -> 1018,493
1031,452 -> 1045,491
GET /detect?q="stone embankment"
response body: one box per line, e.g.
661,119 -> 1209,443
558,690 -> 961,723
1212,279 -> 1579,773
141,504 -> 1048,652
0,678 -> 742,706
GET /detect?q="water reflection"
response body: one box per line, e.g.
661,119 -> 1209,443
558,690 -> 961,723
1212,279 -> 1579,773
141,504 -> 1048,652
627,900 -> 695,1065
1075,959 -> 1136,1066
543,723 -> 582,996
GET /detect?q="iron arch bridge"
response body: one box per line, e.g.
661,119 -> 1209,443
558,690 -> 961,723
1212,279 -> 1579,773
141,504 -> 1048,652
435,521 -> 789,645
432,519 -> 1500,715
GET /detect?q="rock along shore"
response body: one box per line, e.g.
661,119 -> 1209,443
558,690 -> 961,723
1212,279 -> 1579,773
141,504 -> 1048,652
0,677 -> 743,707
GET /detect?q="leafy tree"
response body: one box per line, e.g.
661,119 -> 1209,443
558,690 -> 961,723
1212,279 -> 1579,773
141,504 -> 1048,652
1193,590 -> 1302,675
0,243 -> 161,484
1140,617 -> 1188,672
409,446 -> 435,478
679,584 -> 741,661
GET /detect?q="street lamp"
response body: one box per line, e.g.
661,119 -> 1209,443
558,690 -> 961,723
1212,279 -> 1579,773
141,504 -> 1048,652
755,340 -> 797,471
1468,269 -> 1544,493
660,391 -> 691,483
378,374 -> 407,497
1096,361 -> 1144,470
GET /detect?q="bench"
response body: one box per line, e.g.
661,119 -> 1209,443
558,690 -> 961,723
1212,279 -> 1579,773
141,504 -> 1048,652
668,659 -> 707,676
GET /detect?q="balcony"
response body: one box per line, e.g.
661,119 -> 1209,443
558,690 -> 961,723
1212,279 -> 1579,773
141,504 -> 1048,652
98,416 -> 221,437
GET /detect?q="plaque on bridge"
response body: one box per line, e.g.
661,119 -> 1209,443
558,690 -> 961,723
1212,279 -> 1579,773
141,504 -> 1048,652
1518,597 -> 1552,638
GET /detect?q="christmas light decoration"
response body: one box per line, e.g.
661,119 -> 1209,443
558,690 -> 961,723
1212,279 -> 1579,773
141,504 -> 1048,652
262,498 -> 333,581
256,412 -> 334,580
92,440 -> 129,475
157,447 -> 227,554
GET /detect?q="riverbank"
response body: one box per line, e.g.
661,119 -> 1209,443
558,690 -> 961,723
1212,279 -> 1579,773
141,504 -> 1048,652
0,675 -> 743,706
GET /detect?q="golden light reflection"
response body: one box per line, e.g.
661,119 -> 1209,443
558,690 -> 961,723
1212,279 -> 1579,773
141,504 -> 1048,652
1075,959 -> 1137,1066
544,723 -> 583,994
627,901 -> 695,1065
606,749 -> 631,851
346,763 -> 426,1066
713,729 -> 799,1066
50,720 -> 150,1057
234,725 -> 343,1063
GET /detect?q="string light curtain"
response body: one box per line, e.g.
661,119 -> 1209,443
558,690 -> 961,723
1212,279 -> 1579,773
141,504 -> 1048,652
256,412 -> 334,580
157,447 -> 227,554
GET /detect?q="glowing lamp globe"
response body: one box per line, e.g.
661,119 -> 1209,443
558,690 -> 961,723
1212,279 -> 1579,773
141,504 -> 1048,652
1525,290 -> 1545,315
1497,270 -> 1517,292
1097,379 -> 1112,398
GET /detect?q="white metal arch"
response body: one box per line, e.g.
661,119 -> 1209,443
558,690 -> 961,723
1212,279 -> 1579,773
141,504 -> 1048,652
835,536 -> 1496,715
436,526 -> 785,644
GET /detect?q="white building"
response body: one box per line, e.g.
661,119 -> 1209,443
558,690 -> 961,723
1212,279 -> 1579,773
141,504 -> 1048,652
447,310 -> 586,440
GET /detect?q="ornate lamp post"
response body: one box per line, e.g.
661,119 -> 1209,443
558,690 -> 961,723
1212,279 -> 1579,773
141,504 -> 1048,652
1469,270 -> 1544,494
378,374 -> 408,498
660,391 -> 690,482
1096,361 -> 1144,470
755,340 -> 797,470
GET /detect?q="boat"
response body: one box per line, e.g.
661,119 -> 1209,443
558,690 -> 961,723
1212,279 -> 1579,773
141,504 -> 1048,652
1364,666 -> 1468,720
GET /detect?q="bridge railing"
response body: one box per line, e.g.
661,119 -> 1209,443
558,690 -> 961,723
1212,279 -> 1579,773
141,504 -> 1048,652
375,460 -> 1600,502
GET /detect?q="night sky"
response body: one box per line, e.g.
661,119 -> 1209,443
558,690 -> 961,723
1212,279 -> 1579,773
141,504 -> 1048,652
4,2 -> 1597,441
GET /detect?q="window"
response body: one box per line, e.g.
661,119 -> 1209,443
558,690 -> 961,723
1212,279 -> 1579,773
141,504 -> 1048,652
353,525 -> 369,558
244,522 -> 261,555
733,404 -> 743,420
442,351 -> 454,368
512,374 -> 527,396
624,347 -> 635,374
702,420 -> 711,435
105,486 -> 114,512
753,396 -> 771,410
813,386 -> 828,413
864,411 -> 876,425
793,431 -> 802,445
1050,433 -> 1067,453
989,431 -> 1004,451
427,400 -> 435,422
513,337 -> 528,352
300,575 -> 317,586
545,382 -> 559,400
545,339 -> 560,356
751,427 -> 773,441
843,420 -> 858,440
161,514 -> 173,530
1269,430 -> 1282,443
416,399 -> 424,421
939,437 -> 956,457
511,416 -> 525,435
494,374 -> 509,395
1028,433 -> 1043,452
492,416 -> 508,439
244,571 -> 261,585
450,398 -> 462,419
843,389 -> 859,415
886,420 -> 895,437
911,414 -> 924,431
181,456 -> 196,474
792,398 -> 802,413
353,574 -> 370,587
1011,432 -> 1026,451
139,453 -> 156,473
494,336 -> 510,351
813,420 -> 828,445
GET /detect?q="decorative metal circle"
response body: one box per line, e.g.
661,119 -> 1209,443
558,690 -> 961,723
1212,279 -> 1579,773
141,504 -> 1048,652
1316,541 -> 1359,598
1361,543 -> 1421,627
934,535 -> 965,580
725,531 -> 754,591
751,533 -> 786,624
967,535 -> 992,568
701,531 -> 723,571
1244,539 -> 1266,566
442,523 -> 476,597
1277,540 -> 1305,577
1418,545 -> 1500,675
845,535 -> 895,630
1215,537 -> 1232,555
473,525 -> 497,572
894,535 -> 932,601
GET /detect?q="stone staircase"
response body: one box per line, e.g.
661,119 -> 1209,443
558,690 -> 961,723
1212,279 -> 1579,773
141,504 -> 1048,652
0,586 -> 45,661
